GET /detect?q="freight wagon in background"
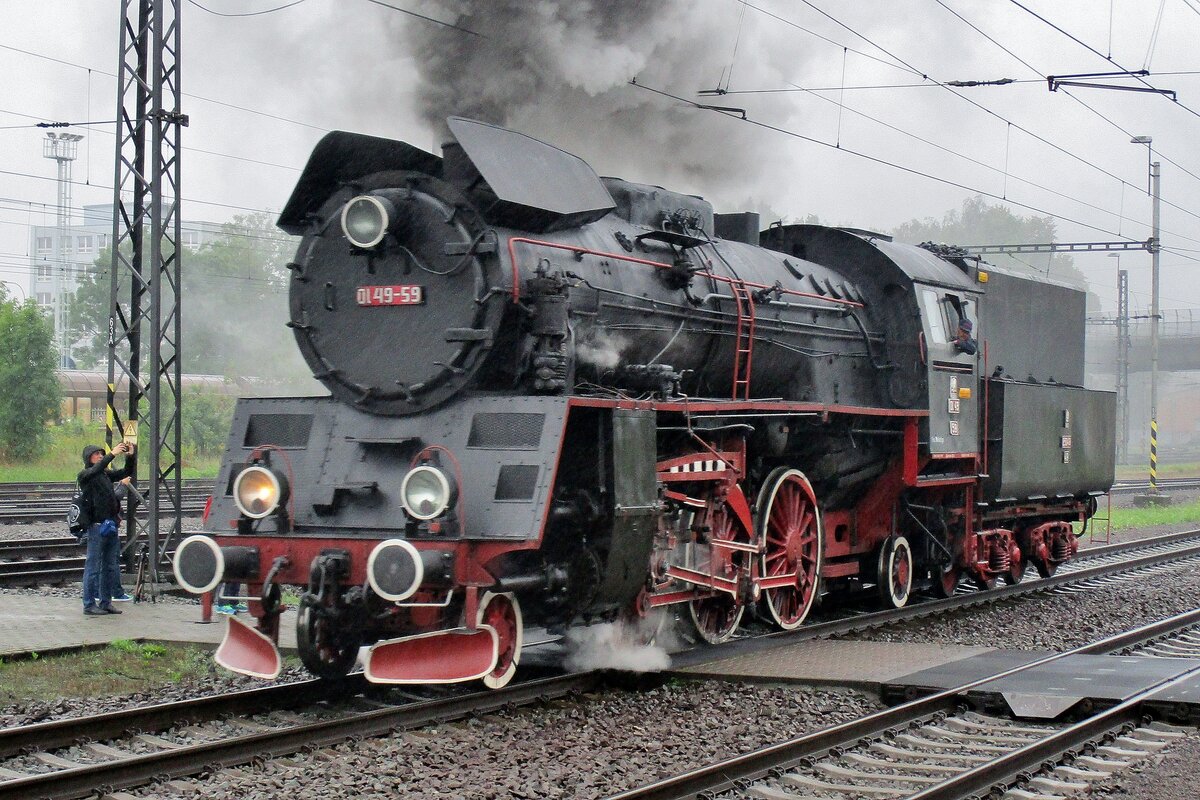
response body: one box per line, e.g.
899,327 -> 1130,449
172,118 -> 1115,688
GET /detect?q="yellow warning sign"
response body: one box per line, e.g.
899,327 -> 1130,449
122,420 -> 138,447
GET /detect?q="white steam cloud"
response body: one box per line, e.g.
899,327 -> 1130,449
575,329 -> 628,371
563,616 -> 674,673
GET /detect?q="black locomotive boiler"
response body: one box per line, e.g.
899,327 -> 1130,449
174,118 -> 1115,686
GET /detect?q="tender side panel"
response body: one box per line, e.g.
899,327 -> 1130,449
983,380 -> 1116,502
206,395 -> 568,540
978,269 -> 1086,386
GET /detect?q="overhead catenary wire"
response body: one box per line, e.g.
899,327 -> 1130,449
737,1 -> 921,77
360,0 -> 484,37
0,42 -> 330,132
630,79 -> 1143,242
934,0 -> 1200,222
186,0 -> 310,17
1007,0 -> 1200,125
770,80 -> 1182,242
1143,0 -> 1167,72
739,0 -> 1200,232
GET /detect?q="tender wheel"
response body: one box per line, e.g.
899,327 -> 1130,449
877,535 -> 913,609
1004,550 -> 1024,585
931,564 -> 960,599
688,594 -> 744,644
297,597 -> 358,680
973,574 -> 999,591
477,591 -> 522,689
757,468 -> 824,630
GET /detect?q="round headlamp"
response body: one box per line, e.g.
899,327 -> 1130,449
340,195 -> 394,249
401,465 -> 452,521
233,465 -> 288,520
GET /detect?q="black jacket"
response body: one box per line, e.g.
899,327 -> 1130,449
78,453 -> 135,522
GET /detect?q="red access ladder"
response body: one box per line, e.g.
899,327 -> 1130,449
730,281 -> 756,400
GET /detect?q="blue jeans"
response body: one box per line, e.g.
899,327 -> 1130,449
83,522 -> 120,609
106,533 -> 125,599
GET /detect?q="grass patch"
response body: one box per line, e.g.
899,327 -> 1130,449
1116,461 -> 1200,480
0,641 -> 215,705
1105,496 -> 1200,531
0,419 -> 221,483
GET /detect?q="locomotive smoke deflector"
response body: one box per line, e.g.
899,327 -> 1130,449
277,131 -> 442,235
442,116 -> 615,233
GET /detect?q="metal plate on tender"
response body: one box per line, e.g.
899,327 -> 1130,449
446,117 -> 615,219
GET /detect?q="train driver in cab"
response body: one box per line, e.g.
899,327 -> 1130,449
954,317 -> 978,355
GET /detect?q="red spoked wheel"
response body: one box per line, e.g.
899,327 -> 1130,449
931,564 -> 961,599
756,468 -> 823,631
876,535 -> 913,609
1004,543 -> 1025,585
687,502 -> 745,644
622,589 -> 668,647
477,591 -> 522,689
687,594 -> 743,644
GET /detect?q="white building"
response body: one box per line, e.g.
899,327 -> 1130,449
28,204 -> 225,364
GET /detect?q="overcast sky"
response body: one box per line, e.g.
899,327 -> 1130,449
3,0 -> 1200,324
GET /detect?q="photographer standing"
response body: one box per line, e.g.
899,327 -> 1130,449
78,442 -> 136,616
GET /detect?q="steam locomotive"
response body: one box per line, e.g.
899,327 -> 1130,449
173,118 -> 1115,687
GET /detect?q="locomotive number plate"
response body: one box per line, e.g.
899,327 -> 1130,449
356,285 -> 424,306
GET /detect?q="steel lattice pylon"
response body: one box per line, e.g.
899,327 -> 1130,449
106,0 -> 186,585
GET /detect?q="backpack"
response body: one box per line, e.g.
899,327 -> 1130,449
68,486 -> 92,538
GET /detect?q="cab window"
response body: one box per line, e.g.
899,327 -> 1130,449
920,288 -> 947,342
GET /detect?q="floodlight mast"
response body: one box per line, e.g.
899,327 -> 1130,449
42,132 -> 82,369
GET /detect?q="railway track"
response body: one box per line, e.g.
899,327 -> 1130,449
0,537 -> 85,587
0,668 -> 600,800
2,535 -> 1200,798
1110,476 -> 1200,494
609,609 -> 1200,800
664,529 -> 1200,662
0,480 -> 211,524
0,537 -> 180,588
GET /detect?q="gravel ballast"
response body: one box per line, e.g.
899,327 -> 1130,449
0,662 -> 313,729
849,556 -> 1200,651
1089,730 -> 1200,800
127,680 -> 881,800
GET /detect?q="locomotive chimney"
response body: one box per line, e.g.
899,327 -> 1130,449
714,212 -> 761,246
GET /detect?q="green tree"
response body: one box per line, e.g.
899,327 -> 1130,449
0,286 -> 61,459
892,196 -> 1087,288
181,386 -> 236,457
69,213 -> 309,380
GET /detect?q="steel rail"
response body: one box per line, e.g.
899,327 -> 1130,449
0,671 -> 601,800
0,537 -> 83,559
607,608 -> 1200,800
0,498 -> 207,524
0,678 -> 356,760
0,479 -> 211,495
670,530 -> 1200,671
1111,476 -> 1200,494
